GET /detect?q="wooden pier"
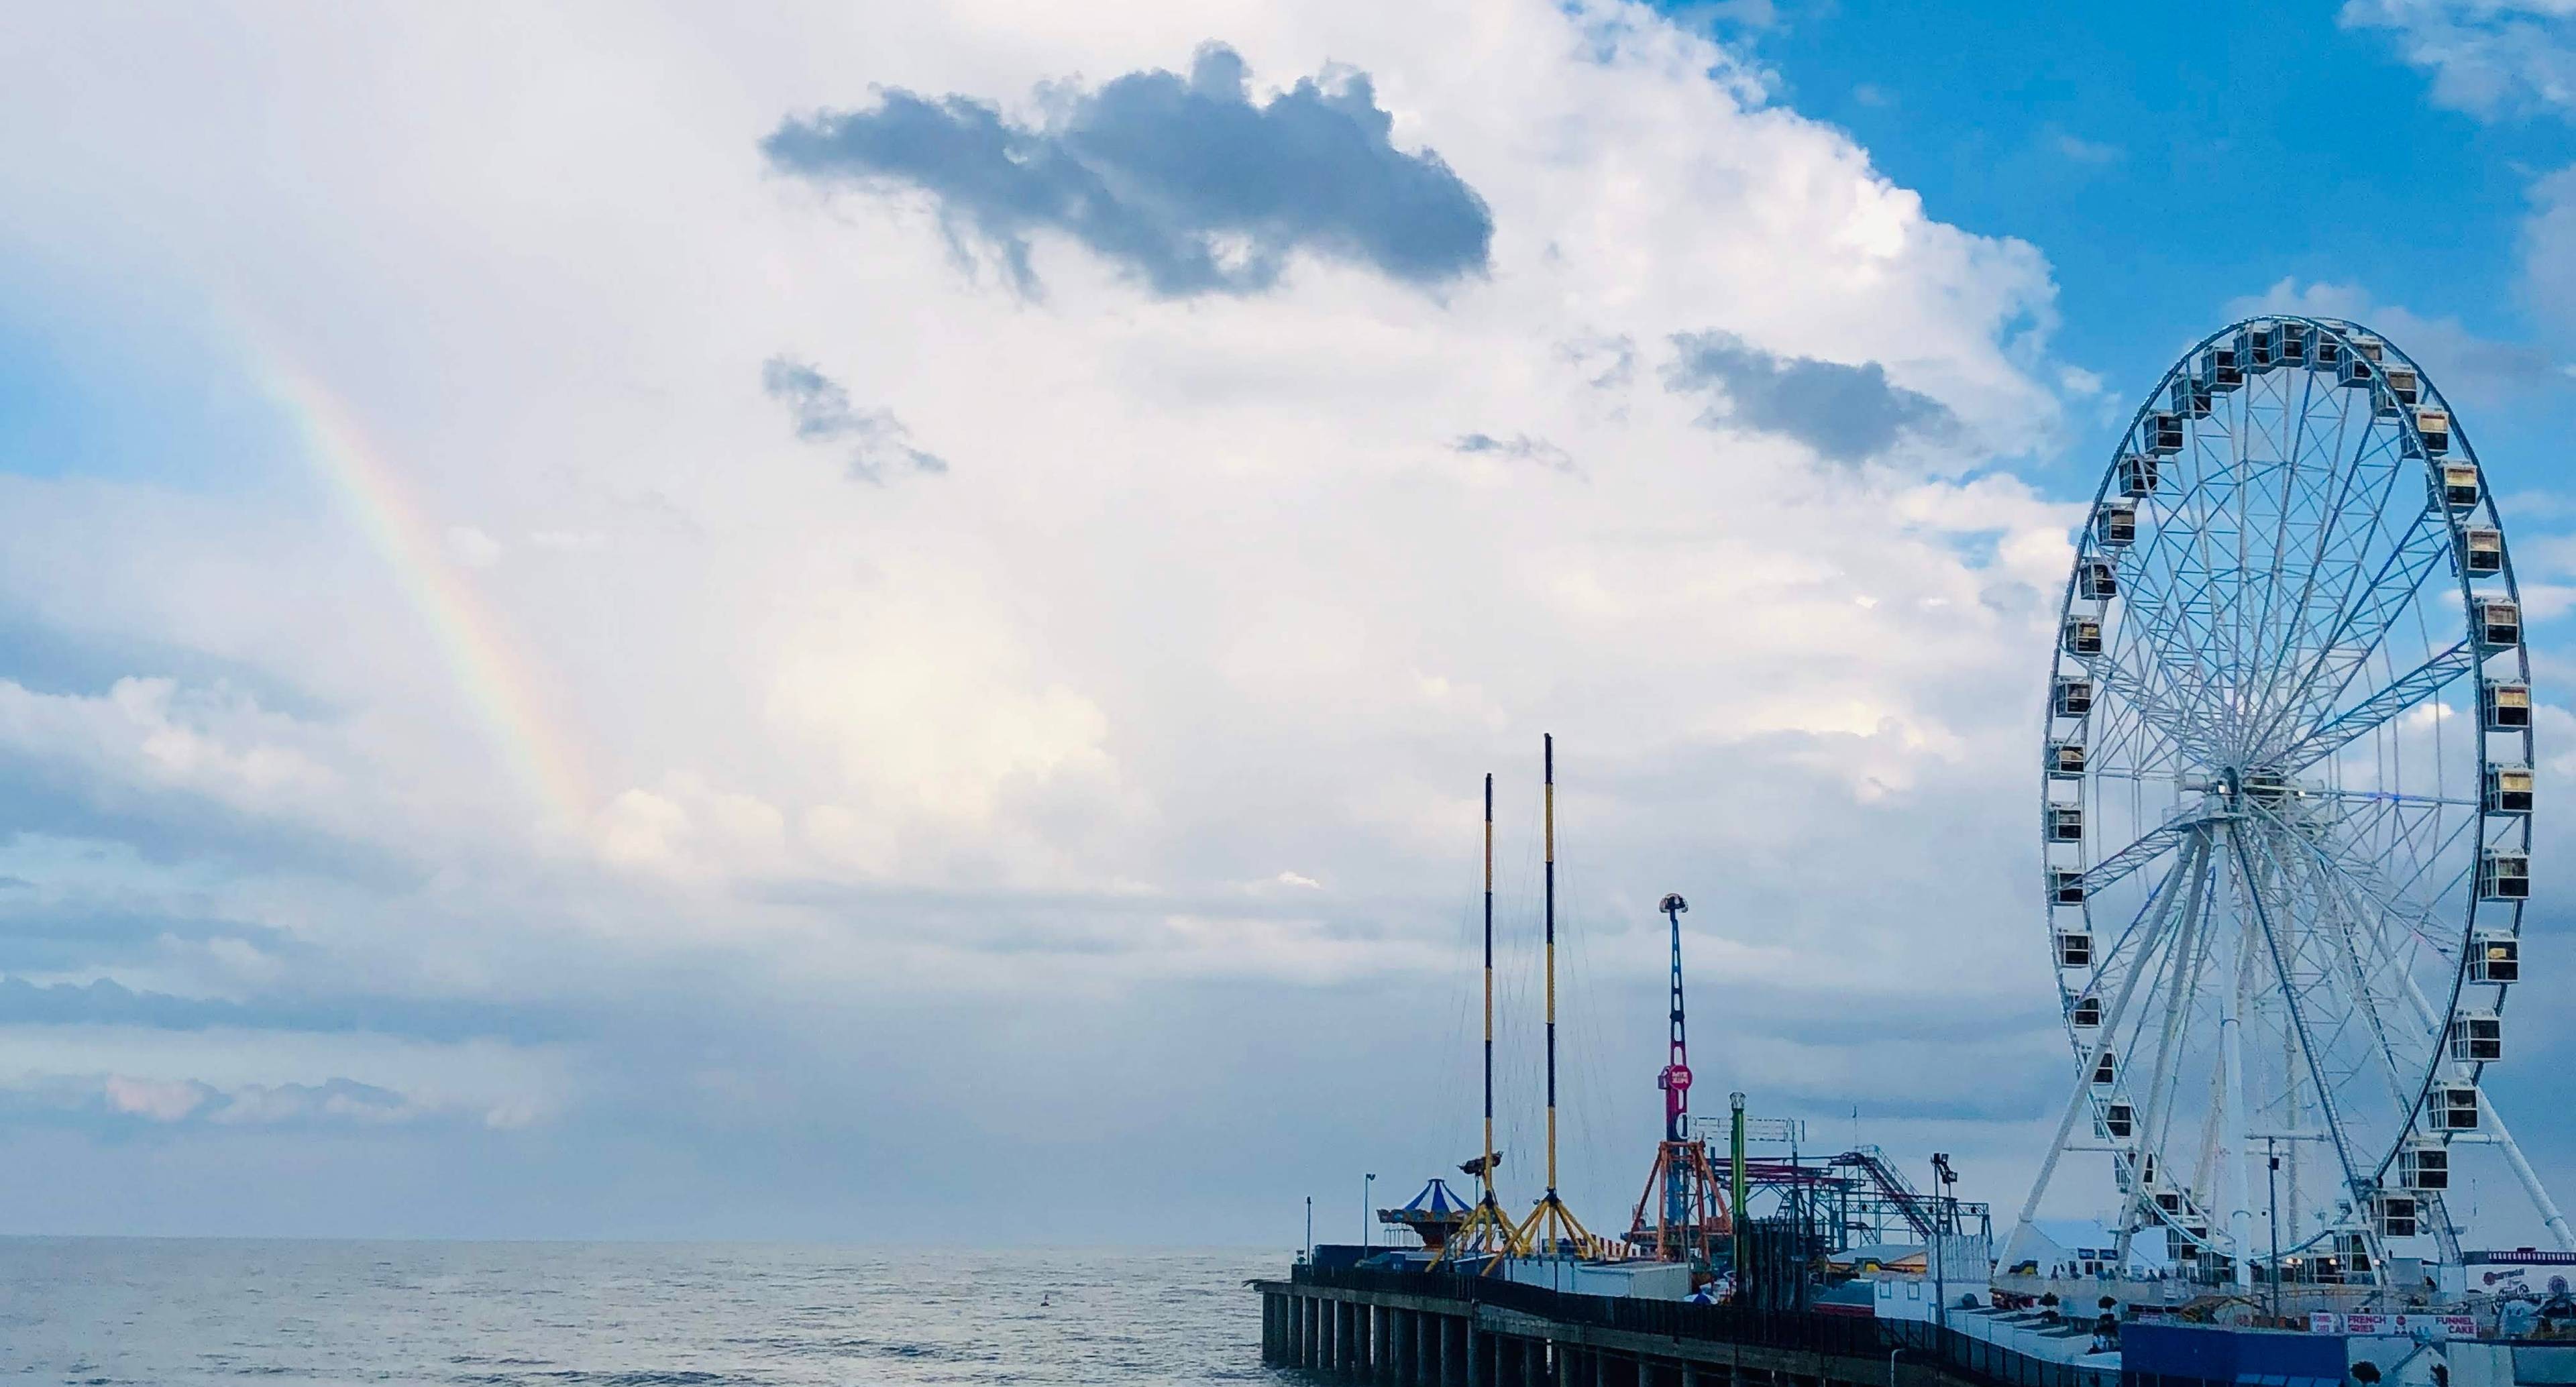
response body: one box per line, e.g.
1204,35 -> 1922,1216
1254,1270 -> 2006,1387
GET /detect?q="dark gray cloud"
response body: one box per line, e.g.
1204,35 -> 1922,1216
1451,432 -> 1580,476
1664,330 -> 1958,464
761,44 -> 1493,297
759,357 -> 947,484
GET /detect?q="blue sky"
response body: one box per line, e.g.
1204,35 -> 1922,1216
1,0 -> 2575,1250
1715,0 -> 2576,477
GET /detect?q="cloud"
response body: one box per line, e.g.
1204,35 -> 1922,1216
2342,1 -> 2576,120
2525,166 -> 2576,321
2339,7 -> 2576,337
1558,335 -> 1638,392
759,357 -> 949,482
1452,431 -> 1580,475
761,42 -> 1494,297
2224,278 -> 2565,402
2049,131 -> 2123,165
38,1072 -> 451,1127
103,1074 -> 205,1121
0,0 -> 2118,1239
1663,330 -> 1960,463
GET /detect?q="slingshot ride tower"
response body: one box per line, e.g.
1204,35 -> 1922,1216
2013,316 -> 2569,1304
1628,892 -> 1731,1265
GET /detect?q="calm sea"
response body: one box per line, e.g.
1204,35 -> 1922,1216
0,1241 -> 1288,1386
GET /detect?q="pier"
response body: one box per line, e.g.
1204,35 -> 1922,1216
1256,1268 -> 2113,1387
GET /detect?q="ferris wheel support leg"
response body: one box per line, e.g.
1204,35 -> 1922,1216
2009,850 -> 2194,1260
2479,1093 -> 2576,1252
2219,1005 -> 2257,1291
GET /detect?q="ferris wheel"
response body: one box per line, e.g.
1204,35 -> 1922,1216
2012,317 -> 2571,1290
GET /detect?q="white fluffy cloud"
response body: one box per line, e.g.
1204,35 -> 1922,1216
0,0 -> 2118,1235
2343,0 -> 2576,119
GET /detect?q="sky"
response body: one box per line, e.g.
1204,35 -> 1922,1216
3,0 -> 2576,1247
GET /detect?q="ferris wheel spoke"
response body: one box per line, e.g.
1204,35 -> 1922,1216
2231,822 -> 2375,1214
2237,382 -> 2388,740
2126,834 -> 2217,1229
2094,650 -> 2225,765
2250,803 -> 2467,966
2278,639 -> 2477,773
2298,831 -> 2445,1134
2275,783 -> 2481,812
2079,807 -> 2202,896
2251,494 -> 2453,759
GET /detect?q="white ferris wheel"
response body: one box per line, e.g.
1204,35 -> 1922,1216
2012,316 -> 2569,1291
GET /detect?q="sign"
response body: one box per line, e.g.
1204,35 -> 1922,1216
1690,1115 -> 1804,1145
2316,1313 -> 2477,1338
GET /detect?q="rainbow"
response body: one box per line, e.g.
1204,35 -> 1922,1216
257,360 -> 591,828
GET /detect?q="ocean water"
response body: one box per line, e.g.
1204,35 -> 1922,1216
0,1240 -> 1287,1386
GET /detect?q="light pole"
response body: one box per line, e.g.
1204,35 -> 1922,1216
2266,1142 -> 2282,1324
1364,1173 -> 1376,1256
1306,1196 -> 1314,1265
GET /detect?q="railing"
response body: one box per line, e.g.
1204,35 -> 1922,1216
1285,1266 -> 2120,1387
1292,1264 -> 1890,1356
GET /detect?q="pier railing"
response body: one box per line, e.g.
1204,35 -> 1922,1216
1291,1264 -> 1887,1356
1286,1265 -> 2119,1387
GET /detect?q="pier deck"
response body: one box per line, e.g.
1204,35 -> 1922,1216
1255,1268 -> 2115,1387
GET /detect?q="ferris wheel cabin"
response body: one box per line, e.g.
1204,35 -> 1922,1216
2045,740 -> 2085,778
2477,596 -> 2522,649
2054,928 -> 2093,968
2373,1191 -> 2421,1239
2460,525 -> 2505,575
2484,678 -> 2532,729
2119,453 -> 2159,496
2429,1085 -> 2482,1132
2438,460 -> 2483,511
2411,404 -> 2452,456
2481,848 -> 2530,899
2094,502 -> 2135,547
2400,1140 -> 2451,1190
2200,345 -> 2243,392
2473,930 -> 2520,983
2486,763 -> 2534,814
2451,1010 -> 2505,1063
2144,412 -> 2184,455
2239,320 -> 2280,372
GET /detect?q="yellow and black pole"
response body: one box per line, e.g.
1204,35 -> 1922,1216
1442,771 -> 1523,1268
1482,771 -> 1496,1215
1544,733 -> 1558,1215
1518,734 -> 1591,1259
